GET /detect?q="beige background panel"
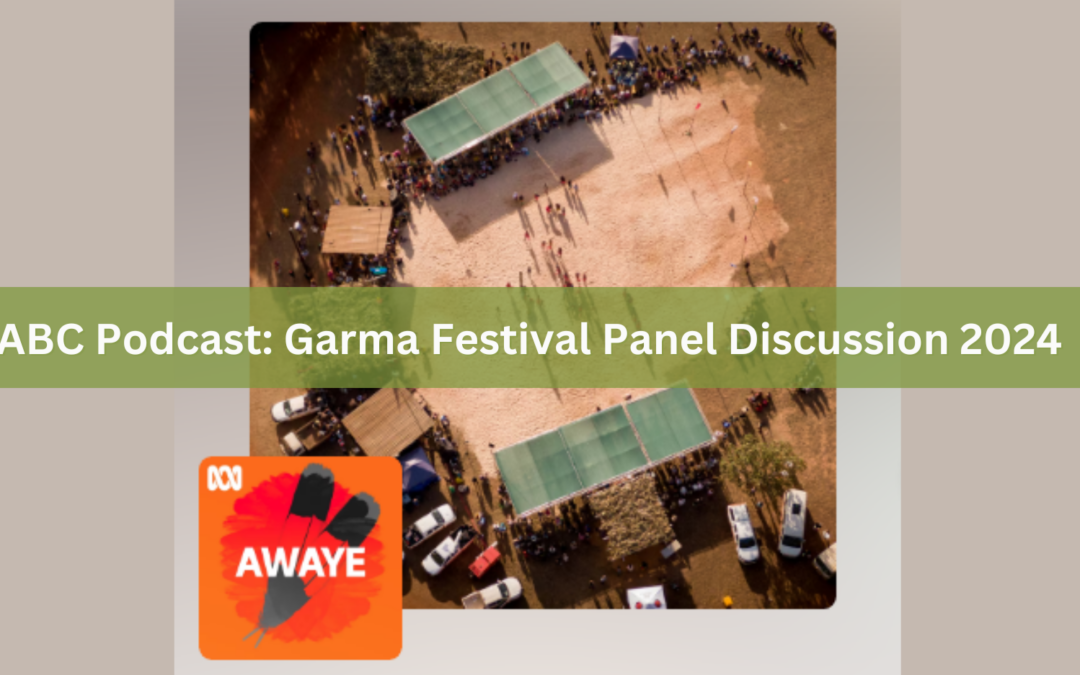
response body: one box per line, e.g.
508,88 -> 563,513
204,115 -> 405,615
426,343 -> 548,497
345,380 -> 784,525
0,1 -> 174,674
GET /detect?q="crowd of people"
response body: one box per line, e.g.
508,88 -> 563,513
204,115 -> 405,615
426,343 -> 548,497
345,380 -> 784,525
654,450 -> 721,521
310,408 -> 341,436
509,498 -> 597,565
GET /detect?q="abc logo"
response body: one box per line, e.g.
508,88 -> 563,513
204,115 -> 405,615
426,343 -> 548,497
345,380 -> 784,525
207,465 -> 243,491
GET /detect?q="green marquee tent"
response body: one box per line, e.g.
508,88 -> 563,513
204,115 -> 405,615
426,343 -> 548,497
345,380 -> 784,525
495,388 -> 714,515
625,388 -> 713,463
561,407 -> 647,488
403,43 -> 589,164
492,430 -> 582,517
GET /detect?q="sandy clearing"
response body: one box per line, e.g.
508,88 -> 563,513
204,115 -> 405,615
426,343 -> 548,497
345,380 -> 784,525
404,75 -> 788,475
398,74 -> 787,291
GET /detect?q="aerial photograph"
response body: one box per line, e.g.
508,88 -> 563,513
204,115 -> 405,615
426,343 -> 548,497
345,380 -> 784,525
249,21 -> 837,609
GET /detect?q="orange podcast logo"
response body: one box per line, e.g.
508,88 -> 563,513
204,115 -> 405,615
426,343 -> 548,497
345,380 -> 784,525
199,457 -> 402,660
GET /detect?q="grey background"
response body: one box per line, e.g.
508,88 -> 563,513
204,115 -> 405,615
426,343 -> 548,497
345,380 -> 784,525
1,0 -> 1077,674
900,2 -> 1080,673
0,0 -> 175,673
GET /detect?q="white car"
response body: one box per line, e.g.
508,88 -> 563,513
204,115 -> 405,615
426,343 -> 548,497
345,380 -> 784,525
271,395 -> 313,423
462,577 -> 523,609
421,525 -> 478,576
727,503 -> 761,565
778,489 -> 808,558
814,542 -> 837,580
404,504 -> 456,549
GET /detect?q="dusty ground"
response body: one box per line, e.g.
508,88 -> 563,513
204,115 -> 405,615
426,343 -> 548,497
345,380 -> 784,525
249,22 -> 836,608
401,75 -> 787,289
399,387 -> 836,610
252,385 -> 837,609
250,22 -> 835,289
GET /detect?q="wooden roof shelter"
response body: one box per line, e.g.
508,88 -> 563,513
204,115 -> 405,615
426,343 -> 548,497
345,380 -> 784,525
321,206 -> 392,255
342,389 -> 435,458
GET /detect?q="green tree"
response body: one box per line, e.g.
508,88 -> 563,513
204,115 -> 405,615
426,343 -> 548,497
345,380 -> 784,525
719,433 -> 806,500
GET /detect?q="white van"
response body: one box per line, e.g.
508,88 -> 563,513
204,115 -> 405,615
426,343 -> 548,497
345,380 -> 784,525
778,489 -> 808,558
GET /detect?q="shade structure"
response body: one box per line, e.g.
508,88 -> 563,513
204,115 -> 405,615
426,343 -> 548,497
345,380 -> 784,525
627,586 -> 667,610
625,388 -> 713,462
495,430 -> 583,516
321,206 -> 392,255
508,44 -> 590,108
401,96 -> 485,167
456,70 -> 537,135
342,389 -> 434,458
609,35 -> 640,60
400,445 -> 439,493
404,43 -> 589,164
560,407 -> 647,488
495,388 -> 712,515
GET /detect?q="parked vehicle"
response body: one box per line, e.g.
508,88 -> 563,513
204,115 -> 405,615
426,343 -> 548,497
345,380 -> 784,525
462,577 -> 523,609
280,414 -> 339,456
468,543 -> 501,580
814,542 -> 837,580
404,504 -> 456,550
778,489 -> 808,558
726,503 -> 760,565
421,525 -> 479,576
271,394 -> 316,423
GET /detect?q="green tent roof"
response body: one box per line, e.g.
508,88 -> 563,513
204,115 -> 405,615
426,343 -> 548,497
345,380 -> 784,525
561,407 -> 647,488
404,43 -> 588,163
495,430 -> 582,516
456,70 -> 538,135
509,44 -> 590,108
626,388 -> 713,462
495,389 -> 712,515
401,96 -> 484,167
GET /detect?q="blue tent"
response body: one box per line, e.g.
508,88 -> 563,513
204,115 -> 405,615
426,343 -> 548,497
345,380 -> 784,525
400,446 -> 439,493
609,35 -> 640,60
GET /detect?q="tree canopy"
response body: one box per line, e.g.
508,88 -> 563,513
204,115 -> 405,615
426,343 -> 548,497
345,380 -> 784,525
718,434 -> 806,500
591,473 -> 675,560
366,38 -> 484,102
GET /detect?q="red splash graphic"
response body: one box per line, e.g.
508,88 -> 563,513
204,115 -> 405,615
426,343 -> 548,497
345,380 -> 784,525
219,472 -> 385,644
